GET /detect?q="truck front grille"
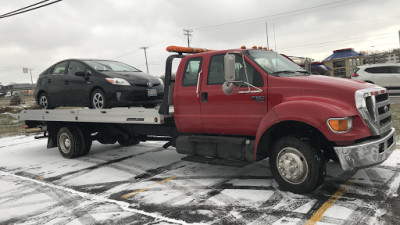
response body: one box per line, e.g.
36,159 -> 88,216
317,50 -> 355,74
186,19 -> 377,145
355,88 -> 392,136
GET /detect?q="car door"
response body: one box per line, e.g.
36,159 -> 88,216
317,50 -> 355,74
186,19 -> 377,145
174,56 -> 203,133
46,61 -> 68,107
388,66 -> 400,88
200,54 -> 268,136
65,60 -> 91,106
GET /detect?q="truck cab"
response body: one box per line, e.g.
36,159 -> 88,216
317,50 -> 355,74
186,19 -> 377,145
160,46 -> 396,193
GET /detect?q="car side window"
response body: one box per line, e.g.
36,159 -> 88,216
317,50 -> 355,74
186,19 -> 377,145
390,66 -> 400,73
67,61 -> 87,76
52,61 -> 68,75
182,57 -> 202,87
207,54 -> 264,87
365,66 -> 390,74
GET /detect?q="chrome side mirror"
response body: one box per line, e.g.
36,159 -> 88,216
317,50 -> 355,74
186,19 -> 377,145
224,54 -> 235,82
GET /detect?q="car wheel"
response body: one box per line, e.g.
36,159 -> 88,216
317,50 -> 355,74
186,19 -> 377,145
269,137 -> 326,194
39,93 -> 50,109
91,89 -> 107,109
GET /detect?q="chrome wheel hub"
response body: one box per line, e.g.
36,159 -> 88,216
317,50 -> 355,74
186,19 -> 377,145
40,96 -> 48,109
93,93 -> 104,109
276,147 -> 308,184
59,133 -> 71,154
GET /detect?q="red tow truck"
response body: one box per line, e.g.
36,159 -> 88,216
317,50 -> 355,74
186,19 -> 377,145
19,46 -> 396,193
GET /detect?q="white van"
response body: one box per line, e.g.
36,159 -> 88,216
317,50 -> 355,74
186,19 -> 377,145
351,63 -> 400,88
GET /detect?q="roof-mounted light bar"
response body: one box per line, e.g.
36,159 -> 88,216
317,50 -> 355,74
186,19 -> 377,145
166,46 -> 214,54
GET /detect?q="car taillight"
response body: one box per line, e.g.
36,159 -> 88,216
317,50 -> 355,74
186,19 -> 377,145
352,72 -> 359,77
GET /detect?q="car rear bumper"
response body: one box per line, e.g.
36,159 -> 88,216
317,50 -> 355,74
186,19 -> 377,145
334,128 -> 396,171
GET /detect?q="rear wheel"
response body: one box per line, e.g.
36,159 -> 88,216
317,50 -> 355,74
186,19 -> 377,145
57,127 -> 83,158
90,89 -> 107,109
39,93 -> 51,109
269,137 -> 326,194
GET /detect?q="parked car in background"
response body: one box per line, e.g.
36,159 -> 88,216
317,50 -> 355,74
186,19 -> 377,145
35,59 -> 164,109
351,63 -> 400,88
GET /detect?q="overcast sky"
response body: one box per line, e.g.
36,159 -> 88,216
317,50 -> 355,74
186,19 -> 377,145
0,0 -> 399,85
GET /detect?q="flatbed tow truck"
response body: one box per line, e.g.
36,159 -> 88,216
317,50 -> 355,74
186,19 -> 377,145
17,46 -> 396,193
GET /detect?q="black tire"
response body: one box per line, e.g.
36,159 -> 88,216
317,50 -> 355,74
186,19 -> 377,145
269,137 -> 326,194
57,127 -> 84,158
90,89 -> 107,109
76,127 -> 92,156
118,136 -> 140,146
38,93 -> 52,109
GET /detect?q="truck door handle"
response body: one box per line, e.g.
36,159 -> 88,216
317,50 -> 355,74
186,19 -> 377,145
201,92 -> 208,102
64,80 -> 69,85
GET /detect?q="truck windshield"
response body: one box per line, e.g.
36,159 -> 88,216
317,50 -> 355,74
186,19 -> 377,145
84,60 -> 141,73
245,50 -> 308,76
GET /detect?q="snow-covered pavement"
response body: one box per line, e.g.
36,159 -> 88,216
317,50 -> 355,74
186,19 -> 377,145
1,135 -> 400,224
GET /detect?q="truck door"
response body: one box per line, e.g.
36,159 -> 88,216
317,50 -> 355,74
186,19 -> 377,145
200,54 -> 267,136
174,57 -> 203,133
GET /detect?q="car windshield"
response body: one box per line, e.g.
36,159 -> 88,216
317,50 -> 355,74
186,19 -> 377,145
244,50 -> 308,76
84,60 -> 141,72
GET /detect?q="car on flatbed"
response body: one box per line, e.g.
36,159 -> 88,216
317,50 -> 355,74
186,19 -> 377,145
35,59 -> 164,109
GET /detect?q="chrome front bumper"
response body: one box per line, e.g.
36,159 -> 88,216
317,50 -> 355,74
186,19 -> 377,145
334,128 -> 396,171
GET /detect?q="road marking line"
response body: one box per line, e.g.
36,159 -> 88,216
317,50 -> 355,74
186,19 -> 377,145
121,176 -> 177,199
305,180 -> 354,225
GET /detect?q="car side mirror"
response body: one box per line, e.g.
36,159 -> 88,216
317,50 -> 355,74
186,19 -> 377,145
224,54 -> 236,82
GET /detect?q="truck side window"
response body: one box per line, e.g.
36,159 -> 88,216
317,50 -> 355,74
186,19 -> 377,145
182,57 -> 202,86
207,54 -> 264,87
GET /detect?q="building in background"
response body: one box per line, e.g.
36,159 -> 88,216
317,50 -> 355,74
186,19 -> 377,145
364,48 -> 400,64
322,48 -> 366,78
0,83 -> 35,97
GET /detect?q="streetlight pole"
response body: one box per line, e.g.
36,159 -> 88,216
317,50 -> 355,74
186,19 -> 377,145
140,47 -> 149,73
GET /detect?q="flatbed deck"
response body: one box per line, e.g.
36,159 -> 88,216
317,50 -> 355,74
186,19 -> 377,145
17,106 -> 174,125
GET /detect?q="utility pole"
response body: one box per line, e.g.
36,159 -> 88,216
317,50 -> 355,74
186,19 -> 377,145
140,47 -> 149,73
265,22 -> 269,49
183,29 -> 193,47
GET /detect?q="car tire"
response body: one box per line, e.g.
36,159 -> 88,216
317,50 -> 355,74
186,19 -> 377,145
90,89 -> 107,109
38,93 -> 51,109
269,137 -> 326,194
57,127 -> 84,159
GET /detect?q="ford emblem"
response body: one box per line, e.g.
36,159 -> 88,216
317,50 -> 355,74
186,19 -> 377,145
147,82 -> 153,87
384,105 -> 389,113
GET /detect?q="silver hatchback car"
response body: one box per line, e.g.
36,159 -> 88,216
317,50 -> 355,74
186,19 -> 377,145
351,63 -> 400,88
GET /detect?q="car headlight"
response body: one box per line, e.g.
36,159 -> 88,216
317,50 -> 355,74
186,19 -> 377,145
327,117 -> 353,133
106,78 -> 130,86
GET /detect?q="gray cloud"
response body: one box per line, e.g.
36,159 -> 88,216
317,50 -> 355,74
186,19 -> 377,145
0,0 -> 399,85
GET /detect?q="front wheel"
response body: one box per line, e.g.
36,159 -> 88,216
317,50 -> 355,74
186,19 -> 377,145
90,89 -> 107,109
270,137 -> 325,194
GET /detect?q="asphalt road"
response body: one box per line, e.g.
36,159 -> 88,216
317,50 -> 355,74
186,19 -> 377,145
1,136 -> 400,224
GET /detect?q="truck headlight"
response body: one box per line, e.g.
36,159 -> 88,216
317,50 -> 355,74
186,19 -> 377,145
327,117 -> 353,133
106,78 -> 130,86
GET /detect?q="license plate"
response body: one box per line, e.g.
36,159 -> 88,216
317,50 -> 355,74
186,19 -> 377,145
147,89 -> 157,97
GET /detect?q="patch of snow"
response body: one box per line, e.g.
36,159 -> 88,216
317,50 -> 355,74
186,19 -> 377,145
210,189 -> 274,207
323,205 -> 353,220
227,179 -> 274,187
271,217 -> 301,225
293,200 -> 317,214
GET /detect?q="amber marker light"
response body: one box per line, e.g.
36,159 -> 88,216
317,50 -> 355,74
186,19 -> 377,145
327,117 -> 353,133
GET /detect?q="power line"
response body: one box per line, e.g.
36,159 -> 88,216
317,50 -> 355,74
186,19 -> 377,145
194,0 -> 363,31
0,0 -> 63,19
